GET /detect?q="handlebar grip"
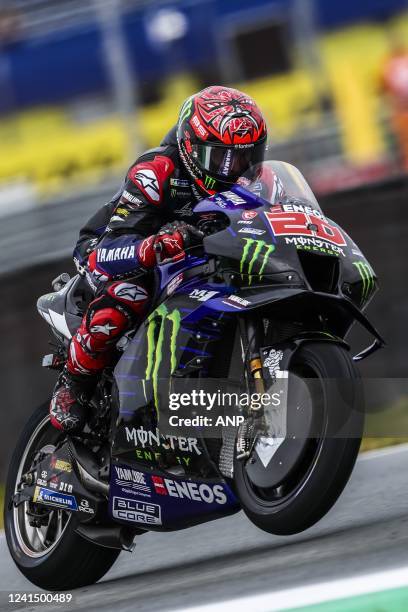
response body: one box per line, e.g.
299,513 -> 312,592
153,241 -> 163,265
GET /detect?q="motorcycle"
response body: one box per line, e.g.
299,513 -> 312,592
4,161 -> 384,591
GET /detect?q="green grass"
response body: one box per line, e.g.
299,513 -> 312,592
360,437 -> 408,452
362,395 -> 408,452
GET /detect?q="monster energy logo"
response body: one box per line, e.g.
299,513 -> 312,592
204,175 -> 216,190
179,97 -> 193,123
146,304 -> 181,412
353,262 -> 375,304
240,238 -> 275,285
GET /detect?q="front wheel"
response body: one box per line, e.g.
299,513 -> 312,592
234,342 -> 364,535
4,402 -> 120,591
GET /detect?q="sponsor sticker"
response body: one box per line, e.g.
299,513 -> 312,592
170,178 -> 190,188
97,246 -> 136,263
265,207 -> 346,247
167,272 -> 184,296
189,289 -> 218,302
116,207 -> 130,217
114,466 -> 151,495
191,113 -> 209,139
174,202 -> 194,216
124,427 -> 202,455
278,203 -> 325,219
151,477 -> 227,505
49,475 -> 59,490
59,482 -> 73,494
242,210 -> 258,220
222,295 -> 251,309
284,236 -> 345,257
112,497 -> 162,525
79,499 -> 95,515
51,458 -> 72,473
263,348 -> 285,380
211,196 -> 227,208
122,190 -> 142,205
33,487 -> 78,511
222,191 -> 247,205
238,228 -> 266,236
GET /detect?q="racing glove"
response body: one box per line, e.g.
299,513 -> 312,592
137,221 -> 204,268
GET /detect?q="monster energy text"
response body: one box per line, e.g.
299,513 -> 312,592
240,238 -> 275,285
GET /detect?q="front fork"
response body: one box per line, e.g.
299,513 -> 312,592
239,315 -> 266,395
236,315 -> 267,460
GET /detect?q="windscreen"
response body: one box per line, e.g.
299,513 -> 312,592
239,160 -> 321,210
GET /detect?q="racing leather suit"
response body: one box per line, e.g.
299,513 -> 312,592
50,126 -> 204,430
71,125 -> 204,375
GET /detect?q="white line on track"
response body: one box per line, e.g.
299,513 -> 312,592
179,566 -> 408,612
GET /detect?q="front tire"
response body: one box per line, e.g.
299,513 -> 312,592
234,342 -> 364,535
4,402 -> 120,591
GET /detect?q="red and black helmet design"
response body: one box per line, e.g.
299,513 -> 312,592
177,86 -> 267,195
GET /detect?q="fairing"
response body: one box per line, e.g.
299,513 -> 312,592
107,161 -> 379,531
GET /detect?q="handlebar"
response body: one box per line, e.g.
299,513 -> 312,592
154,241 -> 188,266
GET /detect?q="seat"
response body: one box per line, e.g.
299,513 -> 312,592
37,274 -> 92,340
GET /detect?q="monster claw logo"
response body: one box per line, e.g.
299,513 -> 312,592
353,262 -> 375,305
240,238 -> 275,285
179,97 -> 193,123
146,304 -> 181,412
204,175 -> 216,190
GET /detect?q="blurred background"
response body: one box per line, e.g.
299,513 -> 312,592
1,0 -> 408,201
0,0 -> 408,485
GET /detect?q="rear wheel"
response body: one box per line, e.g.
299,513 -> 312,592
234,341 -> 364,535
4,402 -> 120,591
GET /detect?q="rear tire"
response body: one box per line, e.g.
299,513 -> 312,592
4,402 -> 120,591
234,341 -> 364,535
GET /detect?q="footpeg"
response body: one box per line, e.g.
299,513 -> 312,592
42,353 -> 65,370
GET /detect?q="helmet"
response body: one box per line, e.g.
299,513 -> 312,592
177,85 -> 267,196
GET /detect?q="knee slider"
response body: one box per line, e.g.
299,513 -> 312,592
107,282 -> 149,315
87,307 -> 128,340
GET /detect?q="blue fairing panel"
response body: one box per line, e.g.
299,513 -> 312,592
181,287 -> 308,321
109,464 -> 240,530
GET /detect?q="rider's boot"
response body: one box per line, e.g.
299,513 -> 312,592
49,304 -> 128,433
50,367 -> 97,433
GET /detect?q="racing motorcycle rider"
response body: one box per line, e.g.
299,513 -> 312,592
49,85 -> 268,433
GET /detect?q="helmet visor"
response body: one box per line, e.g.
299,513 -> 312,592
191,138 -> 266,182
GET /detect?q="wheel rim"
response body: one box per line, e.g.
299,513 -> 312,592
13,415 -> 72,559
243,365 -> 326,506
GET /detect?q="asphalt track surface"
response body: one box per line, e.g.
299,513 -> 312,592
0,445 -> 407,612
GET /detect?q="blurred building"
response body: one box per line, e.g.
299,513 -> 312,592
0,0 -> 407,212
380,30 -> 408,171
